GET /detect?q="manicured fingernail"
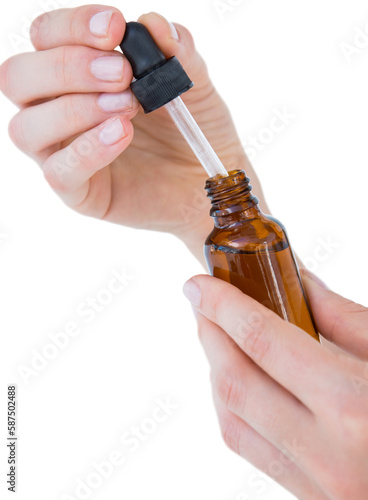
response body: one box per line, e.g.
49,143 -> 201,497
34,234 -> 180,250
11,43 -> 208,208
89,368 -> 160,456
300,268 -> 329,290
89,11 -> 114,37
97,90 -> 135,112
183,279 -> 201,307
99,118 -> 126,145
168,21 -> 179,41
90,56 -> 124,82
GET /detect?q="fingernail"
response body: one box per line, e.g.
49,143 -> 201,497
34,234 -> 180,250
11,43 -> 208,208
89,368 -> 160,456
183,279 -> 201,307
89,11 -> 114,37
90,56 -> 124,82
168,21 -> 179,41
300,268 -> 329,290
97,90 -> 135,112
99,118 -> 126,145
152,12 -> 179,41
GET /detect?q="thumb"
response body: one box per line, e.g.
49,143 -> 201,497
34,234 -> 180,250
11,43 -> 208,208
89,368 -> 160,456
300,269 -> 368,361
137,12 -> 210,91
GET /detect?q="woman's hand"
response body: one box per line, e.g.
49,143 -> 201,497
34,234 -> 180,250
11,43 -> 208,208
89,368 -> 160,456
0,5 -> 266,263
183,269 -> 368,500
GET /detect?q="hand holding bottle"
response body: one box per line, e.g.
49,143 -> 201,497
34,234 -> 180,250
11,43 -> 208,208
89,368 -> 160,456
0,5 -> 268,262
183,269 -> 368,499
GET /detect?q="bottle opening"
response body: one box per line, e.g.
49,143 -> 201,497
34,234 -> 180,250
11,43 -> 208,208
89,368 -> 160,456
205,169 -> 248,200
205,170 -> 259,218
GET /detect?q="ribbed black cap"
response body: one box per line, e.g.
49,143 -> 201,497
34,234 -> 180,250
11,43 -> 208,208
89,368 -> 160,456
120,22 -> 193,113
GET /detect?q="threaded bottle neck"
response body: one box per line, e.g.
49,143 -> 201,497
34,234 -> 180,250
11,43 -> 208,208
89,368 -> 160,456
205,169 -> 259,222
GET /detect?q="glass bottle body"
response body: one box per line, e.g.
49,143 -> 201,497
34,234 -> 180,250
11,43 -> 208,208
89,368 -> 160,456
204,170 -> 319,341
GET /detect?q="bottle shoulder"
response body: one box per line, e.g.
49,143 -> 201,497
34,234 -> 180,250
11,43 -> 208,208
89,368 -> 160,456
205,212 -> 289,252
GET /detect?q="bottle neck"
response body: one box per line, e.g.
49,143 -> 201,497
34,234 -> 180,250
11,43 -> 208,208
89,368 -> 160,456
205,169 -> 260,228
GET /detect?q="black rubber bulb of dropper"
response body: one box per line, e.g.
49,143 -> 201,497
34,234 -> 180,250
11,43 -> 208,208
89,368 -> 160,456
119,22 -> 193,113
120,22 -> 166,78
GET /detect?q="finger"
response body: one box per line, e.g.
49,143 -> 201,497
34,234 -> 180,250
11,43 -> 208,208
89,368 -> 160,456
42,115 -> 133,211
196,311 -> 312,451
8,90 -> 139,154
0,47 -> 132,106
30,5 -> 125,51
183,275 -> 351,413
301,269 -> 368,361
137,12 -> 208,87
212,392 -> 329,500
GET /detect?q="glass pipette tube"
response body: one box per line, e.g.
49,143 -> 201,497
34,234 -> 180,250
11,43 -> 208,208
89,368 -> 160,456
164,97 -> 228,178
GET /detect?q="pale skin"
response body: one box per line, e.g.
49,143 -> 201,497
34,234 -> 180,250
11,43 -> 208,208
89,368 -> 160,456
184,270 -> 368,500
0,5 -> 367,499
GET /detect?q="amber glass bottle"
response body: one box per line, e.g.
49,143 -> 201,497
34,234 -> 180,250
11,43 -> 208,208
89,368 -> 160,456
204,169 -> 319,341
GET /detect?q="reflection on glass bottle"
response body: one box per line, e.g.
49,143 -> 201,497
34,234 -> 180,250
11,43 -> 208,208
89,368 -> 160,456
204,170 -> 319,341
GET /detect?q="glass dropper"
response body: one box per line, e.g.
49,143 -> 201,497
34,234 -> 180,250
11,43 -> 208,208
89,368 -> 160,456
120,21 -> 228,179
164,97 -> 228,177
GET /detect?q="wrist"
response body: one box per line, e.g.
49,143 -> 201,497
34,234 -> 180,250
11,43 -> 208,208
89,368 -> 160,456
173,214 -> 213,269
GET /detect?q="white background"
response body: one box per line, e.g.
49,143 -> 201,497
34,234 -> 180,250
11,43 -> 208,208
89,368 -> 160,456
0,1 -> 367,499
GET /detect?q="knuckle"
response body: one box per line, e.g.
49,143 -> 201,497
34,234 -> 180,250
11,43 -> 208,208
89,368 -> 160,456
215,370 -> 244,412
43,158 -> 69,193
44,132 -> 97,191
63,94 -> 83,130
43,141 -> 83,193
69,7 -> 82,42
338,397 -> 368,446
329,301 -> 368,344
30,12 -> 48,49
220,415 -> 241,455
73,132 -> 98,167
55,45 -> 72,88
239,314 -> 269,363
8,112 -> 29,151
